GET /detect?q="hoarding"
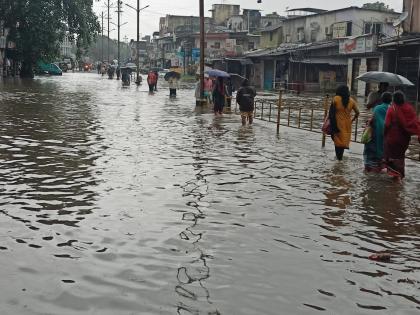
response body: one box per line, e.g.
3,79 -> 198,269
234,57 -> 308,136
339,36 -> 376,54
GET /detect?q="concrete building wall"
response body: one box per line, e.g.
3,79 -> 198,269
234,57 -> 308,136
227,16 -> 245,32
282,18 -> 305,43
283,8 -> 398,44
261,14 -> 284,28
261,28 -> 282,48
211,4 -> 240,26
403,0 -> 420,33
159,15 -> 211,36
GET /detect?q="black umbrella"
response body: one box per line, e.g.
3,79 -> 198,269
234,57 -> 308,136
229,73 -> 247,90
164,71 -> 181,81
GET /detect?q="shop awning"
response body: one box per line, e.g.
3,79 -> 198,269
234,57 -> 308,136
296,57 -> 347,66
226,58 -> 254,65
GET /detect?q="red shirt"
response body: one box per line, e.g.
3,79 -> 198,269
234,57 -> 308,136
384,102 -> 420,159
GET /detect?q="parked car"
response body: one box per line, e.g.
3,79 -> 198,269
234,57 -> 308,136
36,61 -> 63,76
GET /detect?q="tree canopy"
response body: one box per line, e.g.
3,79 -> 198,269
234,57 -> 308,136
362,1 -> 395,12
1,0 -> 100,77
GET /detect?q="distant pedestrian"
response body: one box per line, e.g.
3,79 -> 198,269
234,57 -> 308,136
147,71 -> 157,93
225,78 -> 233,108
363,92 -> 392,173
366,82 -> 389,110
383,91 -> 420,180
194,76 -> 202,106
168,76 -> 178,97
236,79 -> 256,125
116,66 -> 121,80
212,77 -> 225,116
204,76 -> 213,105
154,71 -> 159,91
330,85 -> 360,160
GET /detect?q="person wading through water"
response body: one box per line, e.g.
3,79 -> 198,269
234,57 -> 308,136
147,71 -> 157,93
236,79 -> 256,126
330,85 -> 360,160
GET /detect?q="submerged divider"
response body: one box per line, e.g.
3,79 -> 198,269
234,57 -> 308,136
233,94 -> 419,162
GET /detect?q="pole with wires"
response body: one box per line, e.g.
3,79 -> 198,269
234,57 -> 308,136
101,12 -> 104,62
136,0 -> 140,85
199,0 -> 205,105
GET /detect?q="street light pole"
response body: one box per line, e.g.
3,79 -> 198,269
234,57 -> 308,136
199,0 -> 205,105
107,0 -> 110,62
126,1 -> 149,85
101,12 -> 104,62
136,0 -> 140,85
117,0 -> 122,73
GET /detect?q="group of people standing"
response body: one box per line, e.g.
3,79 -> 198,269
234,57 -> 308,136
146,71 -> 179,97
195,76 -> 234,116
196,75 -> 255,124
328,83 -> 420,181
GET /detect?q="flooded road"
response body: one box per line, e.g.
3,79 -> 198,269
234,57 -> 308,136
0,73 -> 419,315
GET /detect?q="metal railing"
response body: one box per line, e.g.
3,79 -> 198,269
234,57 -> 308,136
233,94 -> 420,161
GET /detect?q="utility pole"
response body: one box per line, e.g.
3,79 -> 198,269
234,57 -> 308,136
199,0 -> 205,105
123,35 -> 129,61
136,0 -> 140,85
101,12 -> 104,62
125,1 -> 149,85
116,0 -> 122,79
107,0 -> 111,62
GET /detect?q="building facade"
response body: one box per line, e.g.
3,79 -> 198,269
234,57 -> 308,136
241,7 -> 399,94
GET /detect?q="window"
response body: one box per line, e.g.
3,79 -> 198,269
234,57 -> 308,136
248,42 -> 255,50
311,30 -> 317,42
214,42 -> 220,49
270,31 -> 274,41
364,23 -> 382,35
346,22 -> 352,36
297,27 -> 304,42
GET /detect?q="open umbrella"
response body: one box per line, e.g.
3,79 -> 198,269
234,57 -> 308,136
356,71 -> 414,86
229,73 -> 247,90
205,69 -> 230,78
164,71 -> 181,81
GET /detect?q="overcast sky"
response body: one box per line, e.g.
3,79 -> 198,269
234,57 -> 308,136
93,0 -> 403,41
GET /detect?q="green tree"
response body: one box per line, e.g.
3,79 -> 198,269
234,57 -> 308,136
362,1 -> 394,12
1,0 -> 99,77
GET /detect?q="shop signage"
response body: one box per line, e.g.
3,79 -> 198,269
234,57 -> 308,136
332,22 -> 348,38
339,36 -> 376,54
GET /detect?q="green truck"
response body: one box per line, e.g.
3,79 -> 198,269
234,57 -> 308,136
36,61 -> 63,76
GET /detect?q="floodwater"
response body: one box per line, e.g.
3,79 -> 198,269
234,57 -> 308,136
0,73 -> 419,315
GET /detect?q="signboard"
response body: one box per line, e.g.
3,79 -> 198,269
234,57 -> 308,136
339,36 -> 376,54
332,22 -> 348,38
191,48 -> 200,62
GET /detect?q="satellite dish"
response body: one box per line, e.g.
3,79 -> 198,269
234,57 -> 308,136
393,11 -> 409,27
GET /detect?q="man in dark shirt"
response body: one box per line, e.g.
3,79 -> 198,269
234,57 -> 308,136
236,79 -> 257,125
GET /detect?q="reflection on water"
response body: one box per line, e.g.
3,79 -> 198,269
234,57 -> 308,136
0,73 -> 419,314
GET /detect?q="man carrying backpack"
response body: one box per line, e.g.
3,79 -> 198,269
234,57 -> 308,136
236,79 -> 256,125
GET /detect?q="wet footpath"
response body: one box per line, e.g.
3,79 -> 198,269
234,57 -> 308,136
0,73 -> 419,315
